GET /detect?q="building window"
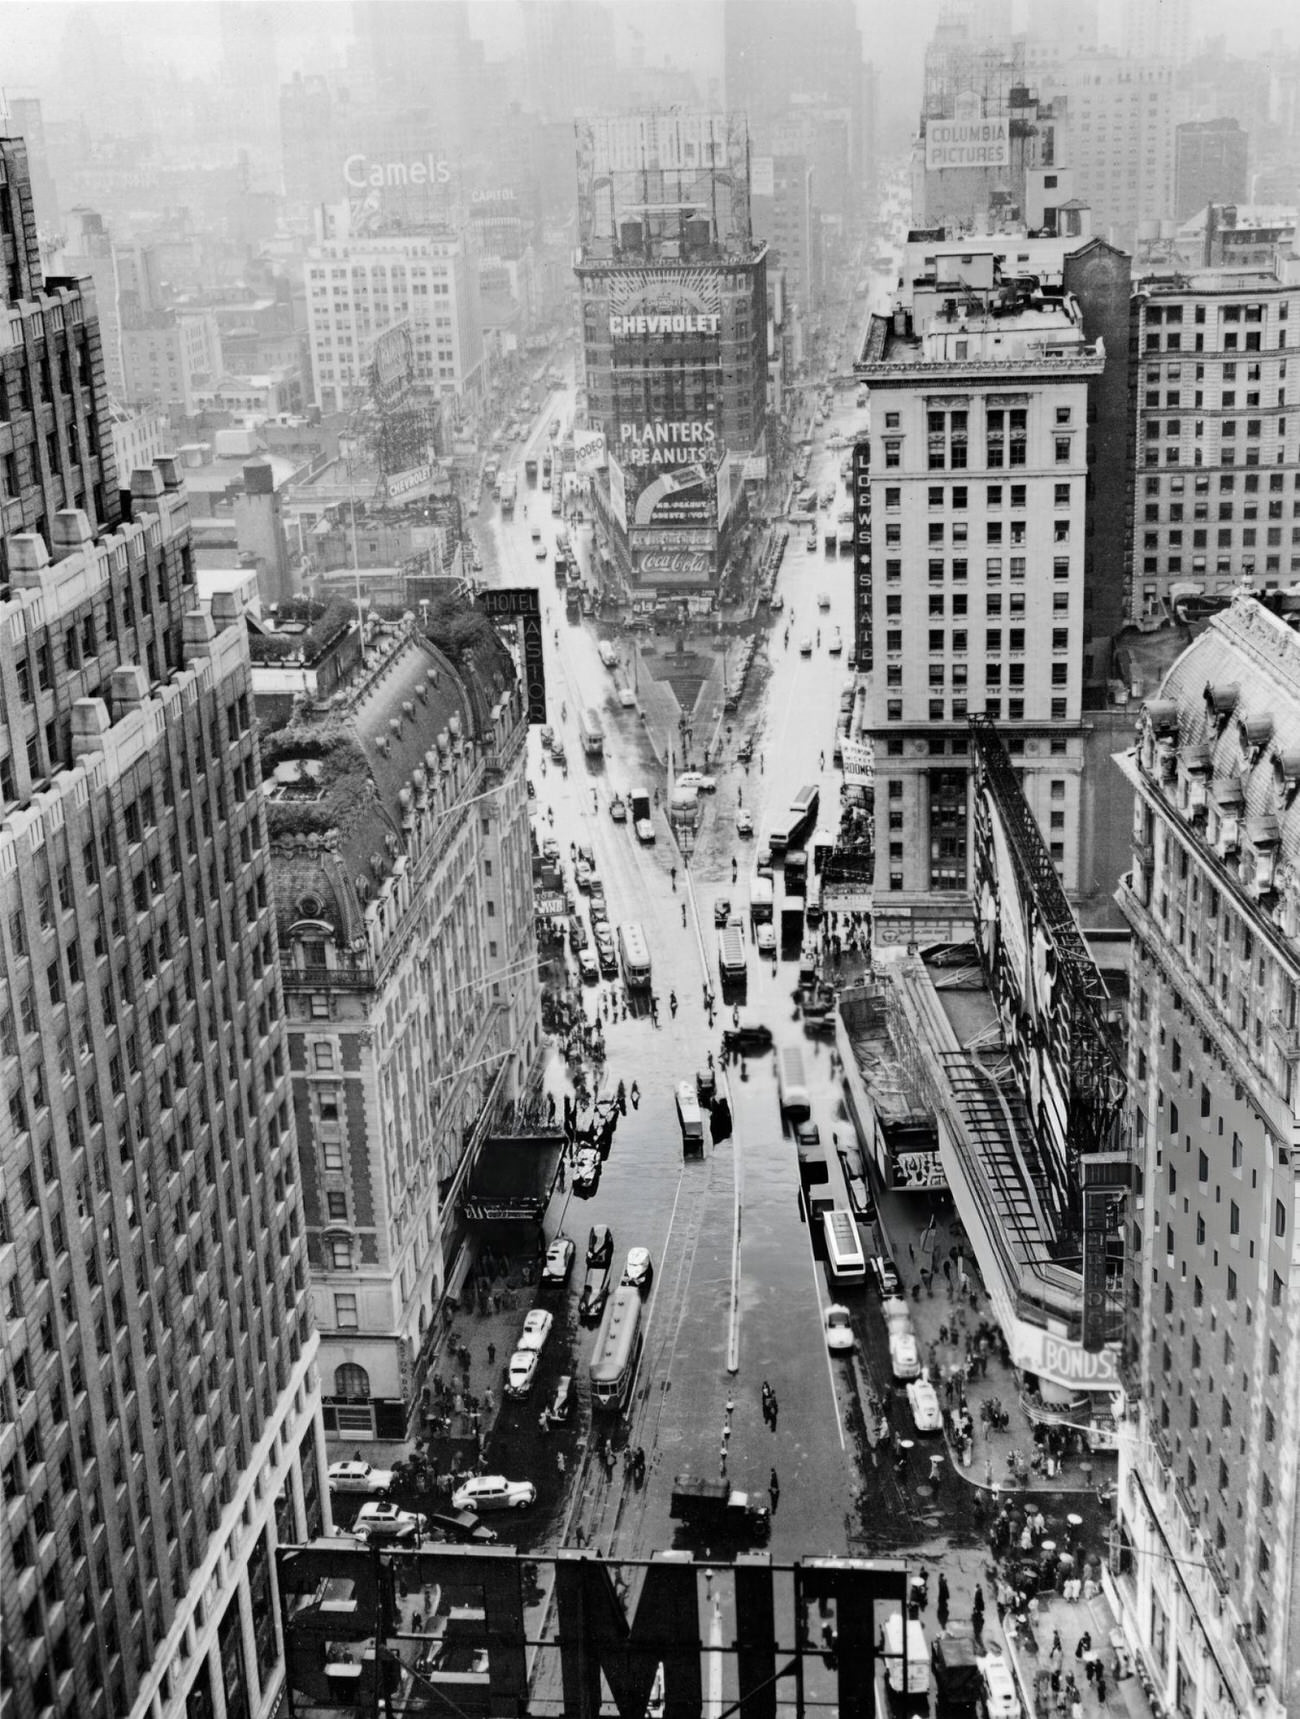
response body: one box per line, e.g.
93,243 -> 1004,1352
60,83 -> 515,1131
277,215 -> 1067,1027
334,1363 -> 369,1398
330,1238 -> 352,1270
334,1293 -> 359,1329
326,1191 -> 348,1220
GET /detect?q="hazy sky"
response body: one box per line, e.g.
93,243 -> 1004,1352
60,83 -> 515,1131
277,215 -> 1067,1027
2,0 -> 1299,105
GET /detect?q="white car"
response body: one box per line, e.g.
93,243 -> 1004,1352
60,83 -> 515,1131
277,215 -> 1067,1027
328,1461 -> 394,1496
598,641 -> 618,668
575,861 -> 592,890
799,636 -> 813,656
622,1246 -> 654,1289
635,817 -> 656,844
979,1654 -> 1021,1719
353,1501 -> 428,1541
676,771 -> 707,791
755,922 -> 777,955
451,1475 -> 537,1513
619,687 -> 636,708
736,809 -> 754,836
541,1235 -> 575,1285
505,1349 -> 540,1398
824,1304 -> 855,1353
890,1330 -> 921,1381
828,628 -> 843,655
817,591 -> 831,610
518,1308 -> 554,1352
881,1295 -> 913,1334
906,1377 -> 943,1433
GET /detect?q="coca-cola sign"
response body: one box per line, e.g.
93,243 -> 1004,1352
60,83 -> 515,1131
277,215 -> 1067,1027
636,550 -> 714,582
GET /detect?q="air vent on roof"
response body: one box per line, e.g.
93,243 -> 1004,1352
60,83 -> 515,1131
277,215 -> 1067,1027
403,700 -> 415,719
1205,681 -> 1240,721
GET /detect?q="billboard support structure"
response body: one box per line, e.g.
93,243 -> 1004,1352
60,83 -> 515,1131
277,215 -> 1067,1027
968,715 -> 1125,1227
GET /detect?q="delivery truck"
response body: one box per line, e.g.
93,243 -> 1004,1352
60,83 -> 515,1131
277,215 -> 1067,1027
670,1475 -> 770,1541
749,875 -> 774,923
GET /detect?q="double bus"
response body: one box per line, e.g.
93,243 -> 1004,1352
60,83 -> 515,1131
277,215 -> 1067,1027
787,784 -> 820,851
618,922 -> 652,988
579,708 -> 605,758
675,1082 -> 704,1155
590,1285 -> 643,1413
822,1209 -> 867,1285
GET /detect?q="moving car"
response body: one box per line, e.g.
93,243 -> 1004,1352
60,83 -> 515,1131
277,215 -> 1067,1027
755,922 -> 777,955
978,1654 -> 1021,1719
622,1246 -> 654,1289
737,809 -> 754,836
328,1461 -> 393,1496
428,1509 -> 497,1545
518,1309 -> 554,1352
541,835 -> 561,861
713,898 -> 732,927
890,1330 -> 922,1381
598,641 -> 618,668
722,1019 -> 774,1053
541,1235 -> 575,1287
551,738 -> 567,765
840,1159 -> 877,1225
610,795 -> 627,822
587,1224 -> 614,1267
578,950 -> 600,984
677,770 -> 716,793
906,1377 -> 942,1434
817,591 -> 831,610
795,1119 -> 821,1149
540,726 -> 554,749
635,817 -> 656,844
871,1256 -> 903,1299
619,687 -> 636,708
575,861 -> 592,891
828,627 -> 843,655
799,636 -> 813,656
550,1375 -> 576,1425
597,941 -> 618,977
505,1349 -> 540,1398
451,1475 -> 536,1513
353,1501 -> 429,1541
881,1295 -> 913,1334
824,1304 -> 855,1353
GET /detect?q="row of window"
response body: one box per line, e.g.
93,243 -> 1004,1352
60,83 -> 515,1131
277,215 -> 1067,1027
882,556 -> 1071,583
883,696 -> 1071,724
882,482 -> 1068,511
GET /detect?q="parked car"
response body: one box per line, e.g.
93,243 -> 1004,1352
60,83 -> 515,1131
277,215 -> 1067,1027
622,1246 -> 654,1289
795,1120 -> 821,1149
619,687 -> 636,708
817,591 -> 831,610
799,636 -> 813,656
881,1295 -> 913,1334
541,1235 -> 575,1287
518,1309 -> 554,1352
575,861 -> 592,891
451,1475 -> 537,1513
587,1224 -> 614,1267
572,1146 -> 601,1191
824,1304 -> 855,1353
871,1256 -> 903,1299
578,950 -> 600,984
755,923 -> 777,955
906,1377 -> 942,1433
328,1461 -> 393,1496
353,1502 -> 427,1541
551,738 -> 567,765
597,942 -> 618,977
828,628 -> 843,655
505,1349 -> 540,1398
890,1330 -> 922,1380
635,817 -> 656,844
714,898 -> 732,926
610,795 -> 627,822
549,1375 -> 576,1425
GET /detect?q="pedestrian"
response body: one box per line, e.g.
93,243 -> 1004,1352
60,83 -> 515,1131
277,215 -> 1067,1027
484,1387 -> 495,1414
1096,1671 -> 1106,1704
538,1406 -> 550,1435
937,1585 -> 949,1631
908,1241 -> 916,1263
1075,1633 -> 1091,1661
671,867 -> 677,891
557,1450 -> 566,1476
937,1572 -> 949,1614
720,1446 -> 728,1477
682,902 -> 687,927
769,1468 -> 780,1513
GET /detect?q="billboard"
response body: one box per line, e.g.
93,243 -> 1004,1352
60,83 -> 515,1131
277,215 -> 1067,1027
629,458 -> 717,531
969,718 -> 1124,1242
574,428 -> 606,473
609,269 -> 722,340
634,547 -> 715,584
925,116 -> 1010,172
618,421 -> 718,473
475,587 -> 545,722
607,451 -> 628,533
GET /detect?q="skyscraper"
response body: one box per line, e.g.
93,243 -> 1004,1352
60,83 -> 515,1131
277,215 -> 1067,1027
1175,118 -> 1249,222
1115,596 -> 1300,1718
0,132 -> 326,1719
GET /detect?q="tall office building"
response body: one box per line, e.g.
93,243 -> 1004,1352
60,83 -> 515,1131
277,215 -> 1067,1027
1114,595 -> 1300,1719
724,0 -> 866,188
1175,119 -> 1249,222
306,226 -> 485,414
0,141 -> 121,586
853,235 -> 1103,939
258,612 -> 538,1443
575,112 -> 767,601
1121,0 -> 1194,66
523,0 -> 616,126
1048,56 -> 1177,245
1128,259 -> 1300,623
57,210 -> 125,403
0,135 -> 326,1719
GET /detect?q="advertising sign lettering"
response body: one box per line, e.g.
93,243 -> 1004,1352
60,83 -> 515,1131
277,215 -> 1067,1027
385,464 -> 434,499
574,430 -> 607,473
476,587 -> 545,723
925,117 -> 1010,172
344,153 -> 452,189
619,421 -> 717,469
608,269 -> 722,340
633,529 -> 715,551
607,452 -> 628,533
635,549 -> 714,581
892,1149 -> 948,1191
629,460 -> 716,530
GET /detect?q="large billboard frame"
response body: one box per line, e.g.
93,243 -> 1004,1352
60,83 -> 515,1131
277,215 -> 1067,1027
968,716 -> 1124,1238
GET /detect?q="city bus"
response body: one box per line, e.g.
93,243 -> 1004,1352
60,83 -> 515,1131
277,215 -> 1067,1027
822,1209 -> 867,1285
618,922 -> 652,988
675,1081 -> 704,1156
787,785 -> 820,851
579,708 -> 605,758
590,1285 -> 643,1413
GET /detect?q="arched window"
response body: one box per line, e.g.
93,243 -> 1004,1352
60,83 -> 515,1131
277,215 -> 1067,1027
335,1363 -> 370,1400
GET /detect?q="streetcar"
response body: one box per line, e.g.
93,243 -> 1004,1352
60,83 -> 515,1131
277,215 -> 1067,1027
589,1285 -> 643,1413
618,922 -> 652,988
